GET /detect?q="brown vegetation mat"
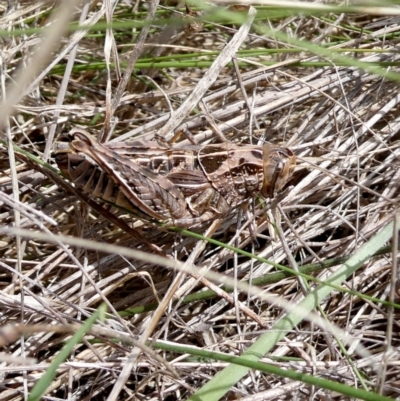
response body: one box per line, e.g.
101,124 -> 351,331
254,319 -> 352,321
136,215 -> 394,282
0,1 -> 399,400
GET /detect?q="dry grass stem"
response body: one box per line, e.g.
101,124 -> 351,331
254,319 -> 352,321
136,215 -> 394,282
0,1 -> 399,400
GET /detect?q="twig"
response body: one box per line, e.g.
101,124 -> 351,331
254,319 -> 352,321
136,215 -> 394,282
156,6 -> 257,140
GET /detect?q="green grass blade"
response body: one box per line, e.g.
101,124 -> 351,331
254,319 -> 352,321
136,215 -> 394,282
28,304 -> 107,401
187,216 -> 396,401
153,342 -> 396,401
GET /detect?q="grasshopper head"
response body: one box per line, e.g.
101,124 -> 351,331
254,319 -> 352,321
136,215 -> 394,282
261,146 -> 296,198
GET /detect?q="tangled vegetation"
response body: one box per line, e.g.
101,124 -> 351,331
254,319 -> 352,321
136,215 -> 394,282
0,1 -> 399,400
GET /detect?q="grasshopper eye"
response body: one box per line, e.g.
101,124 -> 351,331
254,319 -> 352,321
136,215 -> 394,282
274,148 -> 296,191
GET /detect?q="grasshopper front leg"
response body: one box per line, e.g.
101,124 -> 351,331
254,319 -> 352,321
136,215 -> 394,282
166,169 -> 230,227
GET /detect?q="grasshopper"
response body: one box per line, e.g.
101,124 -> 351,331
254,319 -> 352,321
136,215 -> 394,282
53,129 -> 295,228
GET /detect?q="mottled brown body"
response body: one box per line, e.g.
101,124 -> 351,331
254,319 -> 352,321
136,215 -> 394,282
54,129 -> 295,227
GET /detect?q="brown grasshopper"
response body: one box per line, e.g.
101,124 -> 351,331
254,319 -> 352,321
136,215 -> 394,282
53,129 -> 295,228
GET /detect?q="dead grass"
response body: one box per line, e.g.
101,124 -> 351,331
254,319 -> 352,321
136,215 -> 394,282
0,1 -> 400,400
